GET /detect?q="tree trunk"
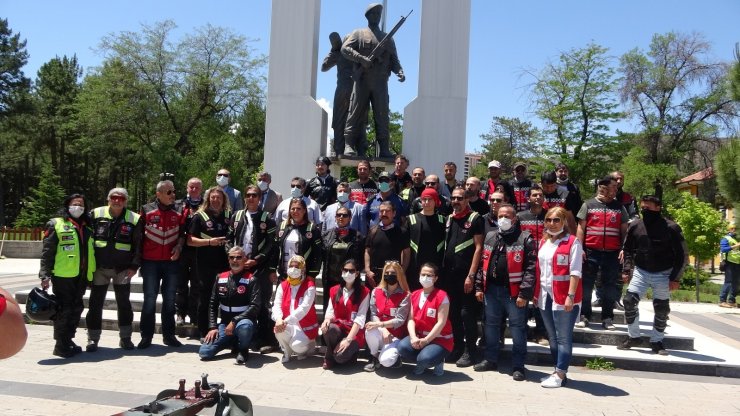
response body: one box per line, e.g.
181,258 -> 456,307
694,258 -> 700,303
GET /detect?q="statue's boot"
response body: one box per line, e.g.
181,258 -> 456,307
377,137 -> 394,158
343,144 -> 357,157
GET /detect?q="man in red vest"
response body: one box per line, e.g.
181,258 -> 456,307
473,204 -> 537,380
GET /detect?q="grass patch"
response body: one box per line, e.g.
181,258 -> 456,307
585,357 -> 615,371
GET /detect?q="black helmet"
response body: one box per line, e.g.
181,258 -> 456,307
26,287 -> 58,322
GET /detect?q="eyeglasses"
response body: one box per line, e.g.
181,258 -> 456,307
217,173 -> 230,178
336,213 -> 350,218
342,268 -> 356,273
450,196 -> 464,201
163,190 -> 175,195
109,196 -> 126,202
245,193 -> 259,198
490,198 -> 503,203
425,181 -> 438,186
228,255 -> 244,260
545,218 -> 562,223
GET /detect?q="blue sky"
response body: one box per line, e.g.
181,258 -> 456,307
3,0 -> 738,153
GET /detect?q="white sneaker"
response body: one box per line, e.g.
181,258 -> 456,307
296,353 -> 308,360
281,353 -> 291,363
541,373 -> 564,388
574,316 -> 589,328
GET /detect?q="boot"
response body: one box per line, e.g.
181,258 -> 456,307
236,350 -> 249,365
119,337 -> 135,350
53,341 -> 75,359
86,340 -> 98,352
376,137 -> 394,158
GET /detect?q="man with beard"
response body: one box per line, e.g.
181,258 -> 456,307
365,202 -> 410,288
509,162 -> 532,212
465,177 -> 489,217
348,160 -> 378,205
482,160 -> 515,204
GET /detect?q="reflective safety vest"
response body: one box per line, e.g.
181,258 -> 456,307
329,285 -> 370,348
372,287 -> 409,340
447,211 -> 480,254
518,210 -> 544,242
197,210 -> 231,239
408,213 -> 445,255
91,206 -> 140,252
410,288 -> 453,351
480,231 -> 527,298
511,180 -> 531,212
724,235 -> 740,264
542,189 -> 568,211
536,234 -> 581,305
280,278 -> 319,340
583,198 -> 622,251
52,218 -> 95,281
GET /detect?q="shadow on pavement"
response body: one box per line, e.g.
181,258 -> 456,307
567,379 -> 629,396
37,344 -> 201,365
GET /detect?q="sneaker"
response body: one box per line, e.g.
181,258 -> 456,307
235,351 -> 248,365
137,338 -> 152,349
617,337 -> 641,350
729,302 -> 738,308
68,340 -> 83,354
574,316 -> 589,328
176,315 -> 186,326
650,341 -> 668,356
615,300 -> 625,311
363,357 -> 381,372
592,298 -> 602,307
537,337 -> 550,346
163,336 -> 183,347
719,302 -> 733,308
260,345 -> 276,354
281,353 -> 291,364
445,348 -> 464,364
86,340 -> 98,352
473,359 -> 497,372
433,362 -> 444,376
119,337 -> 135,350
541,373 -> 564,388
455,351 -> 475,368
602,318 -> 615,330
512,368 -> 526,381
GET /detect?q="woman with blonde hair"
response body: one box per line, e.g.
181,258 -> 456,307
536,206 -> 583,388
272,255 -> 319,363
363,260 -> 411,372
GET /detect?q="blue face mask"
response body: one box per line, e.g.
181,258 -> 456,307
291,187 -> 303,199
378,182 -> 391,193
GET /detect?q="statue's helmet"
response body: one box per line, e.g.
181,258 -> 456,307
365,3 -> 383,17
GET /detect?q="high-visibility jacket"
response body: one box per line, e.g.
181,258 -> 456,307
410,288 -> 453,351
723,235 -> 740,264
279,278 -> 319,339
51,217 -> 96,281
583,198 -> 623,251
91,206 -> 141,269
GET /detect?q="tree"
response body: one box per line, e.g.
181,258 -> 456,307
732,43 -> 740,102
714,138 -> 740,205
668,192 -> 726,302
14,164 -> 66,227
365,110 -> 403,158
479,116 -> 540,173
619,32 -> 737,167
98,20 -> 267,156
0,18 -> 31,118
528,43 -> 625,186
620,146 -> 680,206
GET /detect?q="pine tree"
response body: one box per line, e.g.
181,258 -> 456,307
14,165 -> 66,227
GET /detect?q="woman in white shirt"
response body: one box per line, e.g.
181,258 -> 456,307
536,207 -> 583,388
320,259 -> 370,369
272,255 -> 319,363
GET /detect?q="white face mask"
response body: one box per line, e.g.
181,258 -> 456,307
290,187 -> 303,199
498,217 -> 512,231
337,191 -> 349,203
419,274 -> 435,289
216,175 -> 229,187
257,181 -> 269,191
68,205 -> 85,219
342,271 -> 356,284
286,267 -> 302,278
546,227 -> 565,236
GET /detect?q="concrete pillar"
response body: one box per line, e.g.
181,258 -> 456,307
402,0 -> 471,178
264,0 -> 327,196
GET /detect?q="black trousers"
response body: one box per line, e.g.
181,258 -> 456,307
86,283 -> 133,336
256,271 -> 278,348
51,275 -> 88,343
176,250 -> 199,322
445,273 -> 480,354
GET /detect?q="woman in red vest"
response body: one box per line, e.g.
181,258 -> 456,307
397,263 -> 453,376
272,255 -> 319,364
363,261 -> 411,372
320,259 -> 370,369
536,207 -> 584,388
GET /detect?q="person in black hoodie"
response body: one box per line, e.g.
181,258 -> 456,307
322,206 -> 364,313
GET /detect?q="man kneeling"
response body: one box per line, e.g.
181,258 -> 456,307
199,247 -> 261,364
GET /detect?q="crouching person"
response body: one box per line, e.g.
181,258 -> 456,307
198,247 -> 261,364
272,255 -> 319,363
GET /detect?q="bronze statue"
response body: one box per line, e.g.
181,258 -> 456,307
341,3 -> 407,158
321,32 -> 358,157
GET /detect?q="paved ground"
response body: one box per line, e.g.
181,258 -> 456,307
2,258 -> 740,416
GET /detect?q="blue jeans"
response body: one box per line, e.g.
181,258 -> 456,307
198,319 -> 255,359
398,336 -> 449,371
140,260 -> 179,339
540,294 -> 580,374
483,285 -> 528,369
720,262 -> 739,303
582,250 -> 620,320
627,267 -> 670,342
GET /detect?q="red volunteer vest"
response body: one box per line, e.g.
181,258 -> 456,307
280,279 -> 319,340
584,198 -> 622,251
481,241 -> 525,297
141,202 -> 185,261
512,183 -> 531,212
542,189 -> 568,211
410,288 -> 453,351
329,284 -> 370,348
372,287 -> 409,340
536,235 -> 582,305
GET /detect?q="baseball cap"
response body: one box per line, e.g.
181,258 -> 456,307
488,160 -> 501,169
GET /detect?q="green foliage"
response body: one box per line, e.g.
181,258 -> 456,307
585,357 -> 615,371
14,164 -> 65,227
669,193 -> 726,262
365,110 -> 403,158
714,138 -> 740,205
0,18 -> 32,118
679,267 -> 711,290
620,146 -> 680,206
479,116 -> 540,173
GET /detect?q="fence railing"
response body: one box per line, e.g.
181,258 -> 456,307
0,227 -> 45,241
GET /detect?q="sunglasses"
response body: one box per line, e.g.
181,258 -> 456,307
228,255 -> 244,260
490,198 -> 503,203
545,218 -> 562,223
217,173 -> 230,178
342,268 -> 356,273
245,193 -> 259,198
163,190 -> 175,195
450,196 -> 464,201
290,184 -> 302,188
109,196 -> 126,202
336,213 -> 350,218
425,181 -> 438,186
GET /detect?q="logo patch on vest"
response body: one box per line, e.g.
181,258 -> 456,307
206,220 -> 213,228
464,221 -> 471,229
151,216 -> 160,224
514,252 -> 522,263
260,223 -> 266,230
219,286 -> 228,293
61,235 -> 74,241
610,215 -> 617,223
426,307 -> 436,318
556,254 -> 569,266
120,225 -> 130,235
62,244 -> 75,251
390,308 -> 398,316
278,230 -> 284,238
237,285 -> 246,294
63,225 -> 72,231
306,232 -> 312,239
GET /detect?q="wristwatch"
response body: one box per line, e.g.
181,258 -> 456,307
567,293 -> 576,300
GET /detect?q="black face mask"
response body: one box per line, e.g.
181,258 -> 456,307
384,274 -> 398,285
641,209 -> 661,222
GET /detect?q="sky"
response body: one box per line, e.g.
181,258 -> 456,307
3,0 -> 739,153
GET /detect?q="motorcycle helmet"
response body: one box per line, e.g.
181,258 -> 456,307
26,287 -> 58,322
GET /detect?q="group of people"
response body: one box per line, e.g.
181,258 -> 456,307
38,154 -> 688,388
